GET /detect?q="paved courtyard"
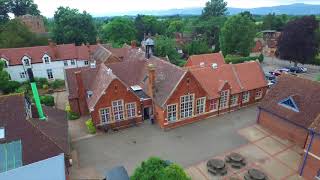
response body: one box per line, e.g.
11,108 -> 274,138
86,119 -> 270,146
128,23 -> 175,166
70,105 -> 258,179
186,125 -> 304,180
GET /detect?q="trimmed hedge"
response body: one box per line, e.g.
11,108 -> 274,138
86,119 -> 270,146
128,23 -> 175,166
49,79 -> 65,89
85,119 -> 96,134
225,54 -> 264,64
40,95 -> 55,106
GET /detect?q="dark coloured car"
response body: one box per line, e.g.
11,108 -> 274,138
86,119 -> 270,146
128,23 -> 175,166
288,66 -> 307,73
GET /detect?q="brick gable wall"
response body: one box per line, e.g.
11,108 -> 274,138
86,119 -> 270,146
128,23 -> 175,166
90,79 -> 143,129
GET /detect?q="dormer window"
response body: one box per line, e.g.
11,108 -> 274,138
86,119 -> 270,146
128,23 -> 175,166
278,96 -> 299,112
87,91 -> 93,98
43,54 -> 51,64
22,57 -> 31,66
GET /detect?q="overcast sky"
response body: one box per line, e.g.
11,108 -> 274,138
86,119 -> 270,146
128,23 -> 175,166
34,0 -> 320,17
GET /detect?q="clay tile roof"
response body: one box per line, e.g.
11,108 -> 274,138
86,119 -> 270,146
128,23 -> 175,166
87,64 -> 117,110
0,44 -> 79,65
0,94 -> 69,165
259,74 -> 320,129
65,66 -> 99,99
29,106 -> 69,154
77,45 -> 98,60
310,114 -> 320,133
233,61 -> 268,91
106,48 -> 186,107
185,53 -> 225,68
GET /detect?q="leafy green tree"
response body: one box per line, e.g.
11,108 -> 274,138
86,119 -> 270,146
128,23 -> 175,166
160,164 -> 191,180
220,15 -> 256,56
8,0 -> 40,16
0,0 -> 10,24
166,20 -> 184,36
154,35 -> 181,65
0,61 -> 10,90
183,39 -> 211,56
240,11 -> 255,22
201,0 -> 228,19
0,19 -> 48,48
194,16 -> 227,51
131,157 -> 190,180
135,15 -> 164,41
277,16 -> 319,66
261,13 -> 286,31
101,17 -> 136,45
52,7 -> 97,45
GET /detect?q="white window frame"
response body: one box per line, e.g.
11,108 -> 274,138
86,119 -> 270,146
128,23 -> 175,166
180,94 -> 194,119
112,100 -> 124,121
210,99 -> 219,111
255,89 -> 263,100
22,57 -> 31,66
84,60 -> 89,65
126,102 -> 136,119
0,127 -> 4,139
100,107 -> 111,124
167,104 -> 177,122
64,60 -> 68,66
47,69 -> 54,80
71,59 -> 76,65
230,95 -> 238,107
219,90 -> 230,109
242,91 -> 250,103
19,72 -> 26,79
196,97 -> 206,114
43,54 -> 50,64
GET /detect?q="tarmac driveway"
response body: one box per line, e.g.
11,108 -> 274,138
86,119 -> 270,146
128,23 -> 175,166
70,105 -> 258,179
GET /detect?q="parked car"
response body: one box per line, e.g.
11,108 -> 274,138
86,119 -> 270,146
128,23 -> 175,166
265,74 -> 276,81
269,71 -> 282,76
288,66 -> 307,73
277,68 -> 290,73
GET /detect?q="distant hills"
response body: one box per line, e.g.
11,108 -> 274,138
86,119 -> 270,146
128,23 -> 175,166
106,3 -> 320,16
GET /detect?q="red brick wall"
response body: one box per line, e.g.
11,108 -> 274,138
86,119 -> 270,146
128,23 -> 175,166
300,135 -> 320,180
90,79 -> 143,127
69,98 -> 80,115
163,72 -> 208,123
258,110 -> 309,147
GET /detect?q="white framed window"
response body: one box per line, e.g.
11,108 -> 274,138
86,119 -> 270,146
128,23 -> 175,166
196,97 -> 206,114
100,108 -> 111,124
219,90 -> 230,109
167,104 -> 177,122
230,95 -> 238,107
126,102 -> 136,119
64,60 -> 68,66
180,94 -> 194,119
47,69 -> 54,79
242,91 -> 250,103
43,56 -> 50,64
255,89 -> 263,100
71,60 -> 76,65
1,59 -> 9,68
112,100 -> 124,121
84,60 -> 89,65
23,58 -> 30,66
0,127 -> 4,139
19,72 -> 26,79
210,99 -> 219,111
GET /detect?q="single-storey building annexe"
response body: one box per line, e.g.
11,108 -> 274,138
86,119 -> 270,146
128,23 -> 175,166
257,74 -> 320,180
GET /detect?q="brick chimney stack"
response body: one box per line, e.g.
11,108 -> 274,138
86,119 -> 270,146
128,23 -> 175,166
147,63 -> 156,99
75,71 -> 88,115
131,40 -> 137,48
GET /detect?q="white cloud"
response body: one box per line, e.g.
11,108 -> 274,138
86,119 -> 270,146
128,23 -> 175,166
34,0 -> 320,17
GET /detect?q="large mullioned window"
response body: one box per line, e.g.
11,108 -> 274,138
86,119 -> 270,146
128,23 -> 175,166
112,100 -> 124,121
180,94 -> 194,119
167,104 -> 177,122
196,97 -> 206,114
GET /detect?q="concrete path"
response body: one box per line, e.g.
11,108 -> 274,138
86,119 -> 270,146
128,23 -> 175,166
70,105 -> 258,179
